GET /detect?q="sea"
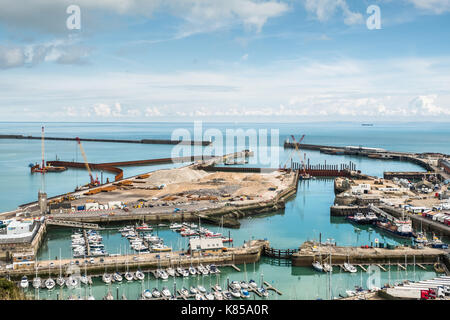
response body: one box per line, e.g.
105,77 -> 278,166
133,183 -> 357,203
0,121 -> 449,300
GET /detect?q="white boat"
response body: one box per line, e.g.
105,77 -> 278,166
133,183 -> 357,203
152,288 -> 161,298
135,270 -> 145,281
343,262 -> 357,273
230,289 -> 241,298
170,223 -> 183,229
214,291 -> 223,300
197,285 -> 206,293
102,273 -> 112,284
248,280 -> 258,288
323,263 -> 332,273
124,272 -> 134,281
312,261 -> 324,272
45,278 -> 56,290
189,286 -> 198,294
113,272 -> 123,282
20,276 -> 29,289
161,287 -> 171,297
205,292 -> 215,300
158,269 -> 169,280
346,290 -> 356,297
66,276 -> 78,288
56,276 -> 65,287
32,277 -> 42,289
142,289 -> 152,299
240,281 -> 248,289
189,266 -> 197,275
229,281 -> 241,290
80,275 -> 89,285
214,284 -> 222,292
104,291 -> 114,300
180,287 -> 189,296
166,268 -> 176,277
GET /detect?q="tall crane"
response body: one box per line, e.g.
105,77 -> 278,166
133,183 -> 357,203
76,137 -> 99,186
291,134 -> 307,174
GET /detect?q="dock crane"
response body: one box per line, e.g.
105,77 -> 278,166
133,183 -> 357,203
76,137 -> 99,187
290,135 -> 307,174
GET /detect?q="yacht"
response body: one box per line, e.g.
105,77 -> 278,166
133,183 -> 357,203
258,287 -> 269,297
142,289 -> 152,299
195,293 -> 204,300
240,281 -> 249,289
213,284 -> 222,292
312,261 -> 324,272
240,288 -> 250,298
66,276 -> 78,288
230,288 -> 241,298
166,267 -> 176,277
161,287 -> 171,298
180,287 -> 189,296
135,270 -> 145,281
32,277 -> 42,289
365,212 -> 379,222
189,286 -> 198,294
222,291 -> 232,300
102,273 -> 112,284
323,263 -> 332,273
152,288 -> 161,298
124,272 -> 134,282
80,275 -> 89,285
214,291 -> 223,300
56,276 -> 65,287
20,276 -> 29,289
189,266 -> 197,275
205,292 -> 215,300
229,281 -> 241,290
343,262 -> 357,273
45,278 -> 56,290
197,285 -> 206,293
113,272 -> 123,282
248,279 -> 258,288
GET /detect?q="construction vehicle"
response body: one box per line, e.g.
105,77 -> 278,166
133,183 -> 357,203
76,137 -> 100,187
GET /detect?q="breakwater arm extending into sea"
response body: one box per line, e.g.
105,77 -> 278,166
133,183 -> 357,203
0,134 -> 211,146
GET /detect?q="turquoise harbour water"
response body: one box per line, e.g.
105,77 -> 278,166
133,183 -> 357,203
1,122 -> 449,300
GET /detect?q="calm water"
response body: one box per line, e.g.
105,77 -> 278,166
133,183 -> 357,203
2,122 -> 449,300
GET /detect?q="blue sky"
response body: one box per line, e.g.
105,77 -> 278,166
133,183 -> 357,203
0,0 -> 449,122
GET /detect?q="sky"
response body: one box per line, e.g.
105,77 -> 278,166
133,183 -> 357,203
0,0 -> 449,122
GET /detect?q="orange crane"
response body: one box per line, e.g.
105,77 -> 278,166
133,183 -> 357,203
290,134 -> 307,174
76,137 -> 99,186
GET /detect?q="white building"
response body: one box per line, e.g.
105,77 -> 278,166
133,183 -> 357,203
189,238 -> 224,255
6,220 -> 33,236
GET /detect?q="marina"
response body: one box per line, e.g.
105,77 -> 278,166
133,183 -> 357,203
0,123 -> 449,300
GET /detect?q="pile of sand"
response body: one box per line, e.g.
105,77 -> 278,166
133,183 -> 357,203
145,167 -> 209,185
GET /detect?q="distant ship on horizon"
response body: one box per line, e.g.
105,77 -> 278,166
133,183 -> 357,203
361,123 -> 374,126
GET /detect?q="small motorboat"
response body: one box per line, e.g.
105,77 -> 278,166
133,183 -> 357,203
312,261 -> 323,272
197,285 -> 206,294
248,279 -> 258,288
124,272 -> 134,282
230,289 -> 241,298
152,288 -> 161,298
56,277 -> 65,287
102,273 -> 112,284
45,278 -> 56,290
20,276 -> 29,289
240,288 -> 250,298
189,266 -> 197,275
189,286 -> 198,295
222,291 -> 232,300
80,275 -> 89,285
135,270 -> 145,281
323,263 -> 332,273
180,287 -> 189,297
32,277 -> 42,289
166,268 -> 176,277
229,281 -> 241,290
343,262 -> 357,273
161,287 -> 171,298
113,272 -> 123,282
142,289 -> 152,299
66,276 -> 78,288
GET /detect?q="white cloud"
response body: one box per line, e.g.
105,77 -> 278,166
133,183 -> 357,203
303,0 -> 364,25
409,95 -> 450,115
408,0 -> 450,14
0,0 -> 289,36
0,46 -> 25,69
